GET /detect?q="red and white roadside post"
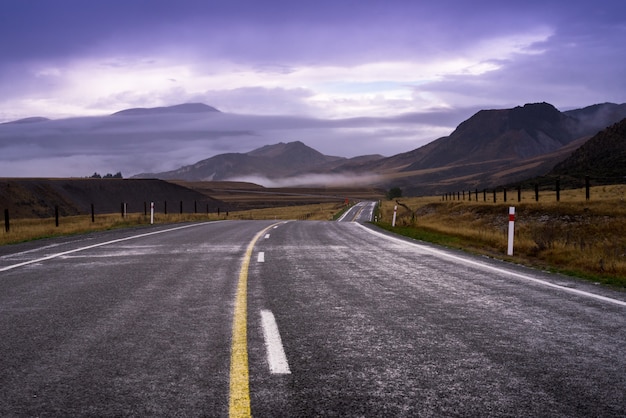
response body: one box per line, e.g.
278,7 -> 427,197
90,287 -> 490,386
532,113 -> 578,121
392,205 -> 398,227
150,201 -> 155,225
507,207 -> 515,256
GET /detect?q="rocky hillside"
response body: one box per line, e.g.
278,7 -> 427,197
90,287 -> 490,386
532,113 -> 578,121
345,102 -> 626,194
550,118 -> 626,181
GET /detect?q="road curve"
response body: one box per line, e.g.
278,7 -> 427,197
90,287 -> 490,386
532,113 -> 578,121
1,220 -> 624,416
336,201 -> 376,223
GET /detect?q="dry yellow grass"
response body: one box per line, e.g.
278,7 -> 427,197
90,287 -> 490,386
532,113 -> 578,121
227,202 -> 347,221
0,202 -> 348,245
377,185 -> 626,286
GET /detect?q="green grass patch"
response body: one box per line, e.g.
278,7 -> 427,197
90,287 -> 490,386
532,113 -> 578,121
374,222 -> 462,247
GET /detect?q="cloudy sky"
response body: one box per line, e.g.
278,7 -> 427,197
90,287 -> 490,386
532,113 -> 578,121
1,0 -> 625,178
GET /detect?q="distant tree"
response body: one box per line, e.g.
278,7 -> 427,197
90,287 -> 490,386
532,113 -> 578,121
102,172 -> 123,179
387,187 -> 402,200
89,172 -> 123,179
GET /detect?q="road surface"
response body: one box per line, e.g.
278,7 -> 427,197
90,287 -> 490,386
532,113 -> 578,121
1,217 -> 625,416
336,201 -> 376,223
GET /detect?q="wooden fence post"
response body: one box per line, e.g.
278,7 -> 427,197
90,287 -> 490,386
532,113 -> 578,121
55,206 -> 59,227
585,176 -> 590,200
91,204 -> 95,223
556,178 -> 560,202
535,184 -> 539,201
503,187 -> 507,202
517,186 -> 521,202
4,209 -> 9,233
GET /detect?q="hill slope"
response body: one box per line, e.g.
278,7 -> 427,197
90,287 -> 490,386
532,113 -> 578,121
0,178 -> 228,218
134,141 -> 362,181
401,103 -> 578,171
341,102 -> 626,194
550,118 -> 626,181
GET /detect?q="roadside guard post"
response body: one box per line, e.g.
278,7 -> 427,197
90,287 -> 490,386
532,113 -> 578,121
150,202 -> 155,225
392,205 -> 398,227
507,207 -> 515,256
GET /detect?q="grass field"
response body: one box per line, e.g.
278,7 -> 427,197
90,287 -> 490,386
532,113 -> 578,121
376,184 -> 626,288
0,201 -> 349,245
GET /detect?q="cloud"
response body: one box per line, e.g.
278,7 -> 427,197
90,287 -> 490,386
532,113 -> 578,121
225,173 -> 385,188
0,0 -> 624,176
0,108 -> 466,177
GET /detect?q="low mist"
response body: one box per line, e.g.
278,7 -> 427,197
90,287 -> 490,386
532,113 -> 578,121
226,173 -> 384,188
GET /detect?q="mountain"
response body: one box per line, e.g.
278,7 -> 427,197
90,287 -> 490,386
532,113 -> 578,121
337,102 -> 626,194
111,103 -> 220,116
1,116 -> 50,124
563,103 -> 626,135
549,118 -> 626,181
403,102 -> 578,170
133,141 -> 373,181
6,101 -> 624,194
134,102 -> 626,193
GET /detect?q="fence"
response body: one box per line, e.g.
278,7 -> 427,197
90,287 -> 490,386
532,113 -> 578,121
440,176 -> 619,203
3,200 -> 226,233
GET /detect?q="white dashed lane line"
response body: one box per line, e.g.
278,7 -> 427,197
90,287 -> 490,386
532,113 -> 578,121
260,310 -> 291,375
254,240 -> 290,375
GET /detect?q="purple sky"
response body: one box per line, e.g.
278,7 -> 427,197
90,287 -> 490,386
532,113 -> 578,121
1,0 -> 625,177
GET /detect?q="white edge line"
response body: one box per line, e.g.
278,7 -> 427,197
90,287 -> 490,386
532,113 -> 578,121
0,222 -> 217,273
355,223 -> 626,307
260,309 -> 291,374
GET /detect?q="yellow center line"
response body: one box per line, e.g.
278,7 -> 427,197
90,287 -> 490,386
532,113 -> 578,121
229,222 -> 282,418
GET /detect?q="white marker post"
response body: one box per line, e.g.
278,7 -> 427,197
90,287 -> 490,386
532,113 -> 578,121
507,207 -> 515,256
150,202 -> 154,225
392,205 -> 398,227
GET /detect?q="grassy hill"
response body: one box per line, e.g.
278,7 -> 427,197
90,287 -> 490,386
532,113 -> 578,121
550,118 -> 626,182
0,178 -> 229,219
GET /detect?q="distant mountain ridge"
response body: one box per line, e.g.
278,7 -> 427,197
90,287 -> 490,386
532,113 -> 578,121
134,141 -> 381,181
136,101 -> 626,193
4,101 -> 625,194
112,103 -> 220,116
1,116 -> 50,125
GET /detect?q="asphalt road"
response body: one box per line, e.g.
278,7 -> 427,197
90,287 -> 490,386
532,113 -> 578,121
336,201 -> 376,223
1,217 -> 625,417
